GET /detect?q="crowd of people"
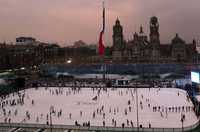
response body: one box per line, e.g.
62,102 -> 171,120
0,91 -> 25,123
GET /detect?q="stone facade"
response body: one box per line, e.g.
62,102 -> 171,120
0,42 -> 62,70
0,38 -> 98,70
112,16 -> 197,63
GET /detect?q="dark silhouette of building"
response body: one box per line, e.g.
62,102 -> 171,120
0,37 -> 97,70
0,40 -> 63,70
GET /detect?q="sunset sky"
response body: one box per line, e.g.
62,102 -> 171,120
0,0 -> 199,46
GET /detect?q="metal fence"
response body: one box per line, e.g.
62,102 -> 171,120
41,63 -> 193,75
0,121 -> 199,132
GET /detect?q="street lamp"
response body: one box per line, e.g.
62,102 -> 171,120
67,58 -> 72,64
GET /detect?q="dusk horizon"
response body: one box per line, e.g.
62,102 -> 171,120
0,0 -> 200,46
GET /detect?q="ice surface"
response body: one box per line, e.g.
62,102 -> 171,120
0,87 -> 198,128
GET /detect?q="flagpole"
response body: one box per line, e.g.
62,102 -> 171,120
98,1 -> 106,83
102,1 -> 105,33
102,1 -> 106,83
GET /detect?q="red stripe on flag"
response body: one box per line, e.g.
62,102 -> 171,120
98,31 -> 105,55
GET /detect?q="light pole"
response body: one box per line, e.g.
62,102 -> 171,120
181,114 -> 184,132
181,118 -> 183,132
136,81 -> 139,132
50,106 -> 53,132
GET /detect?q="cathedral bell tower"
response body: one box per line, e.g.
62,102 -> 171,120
149,16 -> 160,63
112,18 -> 124,61
150,16 -> 160,44
113,18 -> 124,50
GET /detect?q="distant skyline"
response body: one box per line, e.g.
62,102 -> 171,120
0,0 -> 200,46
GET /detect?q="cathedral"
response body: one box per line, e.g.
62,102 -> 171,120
112,16 -> 197,63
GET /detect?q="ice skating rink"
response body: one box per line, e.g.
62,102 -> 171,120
0,87 -> 198,128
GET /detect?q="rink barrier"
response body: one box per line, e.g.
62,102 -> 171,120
28,85 -> 156,88
0,121 -> 199,132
